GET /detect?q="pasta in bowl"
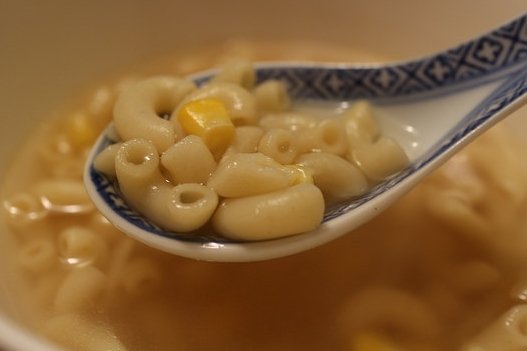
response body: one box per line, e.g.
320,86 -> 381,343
2,36 -> 527,351
87,61 -> 410,247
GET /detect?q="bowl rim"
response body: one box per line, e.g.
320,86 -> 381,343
0,314 -> 63,351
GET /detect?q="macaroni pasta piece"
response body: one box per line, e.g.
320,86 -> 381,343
32,179 -> 93,214
161,135 -> 217,184
211,60 -> 256,90
2,192 -> 48,229
38,134 -> 76,165
253,79 -> 291,113
309,118 -> 349,156
116,139 -> 216,232
257,128 -> 298,164
351,137 -> 409,181
115,139 -> 165,205
259,112 -> 317,131
339,287 -> 442,341
207,153 -> 293,198
57,226 -> 109,267
117,140 -> 218,232
93,142 -> 121,178
114,76 -> 196,152
342,99 -> 380,147
296,152 -> 368,203
423,187 -> 489,239
62,111 -> 99,149
221,126 -> 264,160
164,183 -> 219,232
212,183 -> 324,240
54,266 -> 108,314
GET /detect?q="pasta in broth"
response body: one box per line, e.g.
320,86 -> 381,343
94,62 -> 409,240
1,40 -> 527,351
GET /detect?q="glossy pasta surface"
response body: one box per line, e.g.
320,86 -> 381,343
1,41 -> 527,351
94,61 -> 409,241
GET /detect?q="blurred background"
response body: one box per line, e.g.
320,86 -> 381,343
0,1 -> 526,350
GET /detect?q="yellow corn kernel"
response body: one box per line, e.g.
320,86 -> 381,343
177,98 -> 235,157
352,332 -> 403,351
283,165 -> 313,185
63,111 -> 98,149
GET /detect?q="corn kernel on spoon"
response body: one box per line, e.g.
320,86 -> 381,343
85,13 -> 527,262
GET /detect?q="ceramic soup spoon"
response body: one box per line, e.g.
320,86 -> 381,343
85,13 -> 527,262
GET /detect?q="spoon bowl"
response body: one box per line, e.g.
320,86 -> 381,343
85,13 -> 527,262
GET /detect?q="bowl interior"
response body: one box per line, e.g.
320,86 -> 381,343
1,0 -> 526,350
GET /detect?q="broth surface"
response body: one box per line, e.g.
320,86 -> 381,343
2,40 -> 527,351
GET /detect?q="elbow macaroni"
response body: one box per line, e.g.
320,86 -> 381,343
296,152 -> 368,202
221,126 -> 264,160
211,60 -> 256,90
342,99 -> 380,147
93,142 -> 121,178
94,62 -> 409,240
54,266 -> 108,314
113,76 -> 196,152
307,118 -> 349,156
207,153 -> 293,198
253,79 -> 291,113
351,137 -> 409,182
115,139 -> 218,232
212,183 -> 324,241
257,128 -> 298,164
161,135 -> 217,184
58,226 -> 109,267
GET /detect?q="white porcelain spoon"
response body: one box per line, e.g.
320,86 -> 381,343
85,13 -> 527,262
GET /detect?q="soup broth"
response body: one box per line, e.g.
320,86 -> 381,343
2,40 -> 527,351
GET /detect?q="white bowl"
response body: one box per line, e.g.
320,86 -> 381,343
1,1 -> 526,350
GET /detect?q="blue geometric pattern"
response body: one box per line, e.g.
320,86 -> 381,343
88,14 -> 527,244
255,15 -> 527,100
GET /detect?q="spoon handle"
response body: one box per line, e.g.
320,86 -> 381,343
253,14 -> 527,101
